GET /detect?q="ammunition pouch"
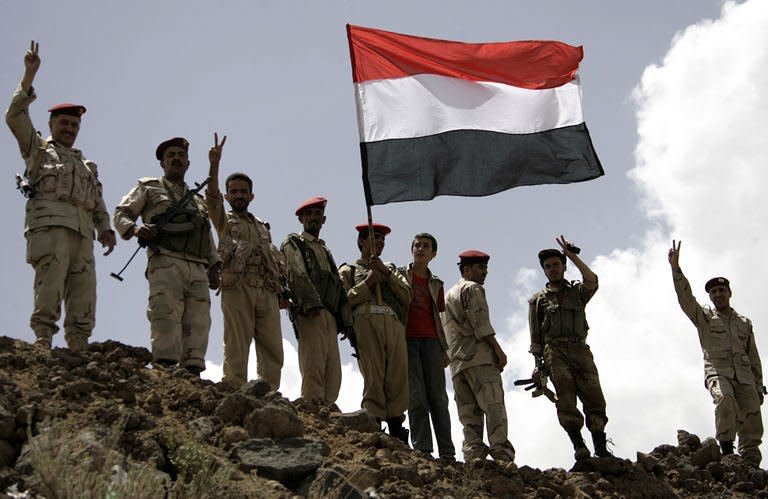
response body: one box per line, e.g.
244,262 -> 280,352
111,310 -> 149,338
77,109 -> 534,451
151,207 -> 211,259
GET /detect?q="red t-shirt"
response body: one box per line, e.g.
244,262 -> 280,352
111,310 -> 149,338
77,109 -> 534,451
406,274 -> 441,338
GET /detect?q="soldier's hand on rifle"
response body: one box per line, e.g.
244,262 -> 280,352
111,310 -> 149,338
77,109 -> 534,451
99,230 -> 117,256
22,40 -> 40,92
668,239 -> 681,271
207,262 -> 222,290
133,224 -> 157,241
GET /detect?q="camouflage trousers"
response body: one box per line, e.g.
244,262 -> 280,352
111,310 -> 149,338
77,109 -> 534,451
295,308 -> 341,403
354,312 -> 408,420
26,226 -> 95,348
221,281 -> 283,389
544,340 -> 607,433
707,375 -> 763,466
452,364 -> 515,462
146,255 -> 210,370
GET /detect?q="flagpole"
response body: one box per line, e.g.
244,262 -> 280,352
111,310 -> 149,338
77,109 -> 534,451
366,204 -> 384,306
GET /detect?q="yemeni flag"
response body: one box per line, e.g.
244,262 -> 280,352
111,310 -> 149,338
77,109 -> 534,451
347,25 -> 604,205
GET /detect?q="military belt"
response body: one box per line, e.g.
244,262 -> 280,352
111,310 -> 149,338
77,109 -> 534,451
546,337 -> 586,345
353,304 -> 396,317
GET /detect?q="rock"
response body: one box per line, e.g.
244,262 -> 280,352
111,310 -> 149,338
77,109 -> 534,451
536,486 -> 558,499
214,393 -> 256,425
732,480 -> 755,492
691,437 -> 721,467
188,417 -> 217,442
0,440 -> 16,467
230,437 -> 329,483
346,464 -> 382,490
385,464 -> 422,487
489,474 -> 524,496
241,379 -> 271,398
243,404 -> 303,438
308,467 -> 366,499
220,426 -> 249,446
331,410 -> 380,433
0,404 -> 15,440
636,451 -> 661,472
676,429 -> 701,452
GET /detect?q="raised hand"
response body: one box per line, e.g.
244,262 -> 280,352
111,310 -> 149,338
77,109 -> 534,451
21,40 -> 40,91
668,240 -> 681,270
208,132 -> 227,168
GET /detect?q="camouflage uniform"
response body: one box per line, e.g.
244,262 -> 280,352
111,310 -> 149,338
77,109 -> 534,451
6,84 -> 113,348
444,278 -> 515,461
207,192 -> 284,389
282,232 -> 352,403
339,259 -> 411,420
672,270 -> 763,466
529,280 -> 607,435
114,177 -> 218,370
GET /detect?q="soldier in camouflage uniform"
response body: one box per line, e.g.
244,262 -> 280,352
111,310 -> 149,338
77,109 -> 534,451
528,236 -> 609,461
206,135 -> 285,389
339,223 -> 412,442
114,137 -> 220,375
281,196 -> 353,404
669,240 -> 764,466
5,41 -> 116,351
444,250 -> 516,463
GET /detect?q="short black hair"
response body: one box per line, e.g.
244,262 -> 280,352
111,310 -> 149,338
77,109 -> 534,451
225,172 -> 253,193
412,233 -> 437,252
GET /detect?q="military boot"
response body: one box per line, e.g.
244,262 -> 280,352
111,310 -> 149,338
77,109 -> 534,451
386,417 -> 410,445
568,431 -> 591,461
719,440 -> 734,455
591,431 -> 611,457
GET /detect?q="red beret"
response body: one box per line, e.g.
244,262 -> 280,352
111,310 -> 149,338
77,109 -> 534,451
48,103 -> 86,117
155,137 -> 189,160
458,250 -> 490,265
355,223 -> 391,236
705,277 -> 730,293
295,196 -> 327,215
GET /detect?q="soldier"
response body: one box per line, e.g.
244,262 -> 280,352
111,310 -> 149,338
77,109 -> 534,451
668,240 -> 764,466
113,136 -> 220,375
528,236 -> 609,462
443,250 -> 515,463
339,223 -> 412,442
5,40 -> 116,351
281,196 -> 353,404
400,233 -> 455,460
205,135 -> 284,389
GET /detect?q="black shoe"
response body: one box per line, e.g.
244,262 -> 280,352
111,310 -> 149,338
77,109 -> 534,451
591,431 -> 612,458
568,431 -> 591,461
719,440 -> 734,455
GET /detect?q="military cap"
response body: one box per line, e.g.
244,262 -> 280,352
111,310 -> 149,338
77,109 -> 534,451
295,196 -> 327,215
538,248 -> 566,265
48,103 -> 86,118
458,249 -> 490,266
155,137 -> 189,160
705,277 -> 730,293
355,223 -> 391,236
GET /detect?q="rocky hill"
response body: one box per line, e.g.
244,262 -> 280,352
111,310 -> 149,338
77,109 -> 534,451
0,336 -> 766,498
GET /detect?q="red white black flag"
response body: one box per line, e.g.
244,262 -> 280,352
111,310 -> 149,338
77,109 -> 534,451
346,24 -> 603,205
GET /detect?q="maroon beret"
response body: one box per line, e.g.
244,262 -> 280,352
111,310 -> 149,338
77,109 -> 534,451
155,137 -> 189,160
458,250 -> 490,265
705,277 -> 730,293
295,196 -> 327,215
48,103 -> 86,117
355,223 -> 391,236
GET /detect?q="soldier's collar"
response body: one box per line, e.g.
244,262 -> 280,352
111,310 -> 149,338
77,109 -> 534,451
46,136 -> 82,156
301,231 -> 324,244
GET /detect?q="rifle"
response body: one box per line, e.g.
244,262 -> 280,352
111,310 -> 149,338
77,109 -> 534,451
514,356 -> 557,403
111,177 -> 210,281
281,275 -> 301,340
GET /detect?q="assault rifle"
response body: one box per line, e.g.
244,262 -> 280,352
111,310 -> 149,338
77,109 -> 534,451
514,355 -> 557,403
110,177 -> 210,281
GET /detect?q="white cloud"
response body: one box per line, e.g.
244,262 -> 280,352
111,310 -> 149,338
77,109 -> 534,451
502,0 -> 768,470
